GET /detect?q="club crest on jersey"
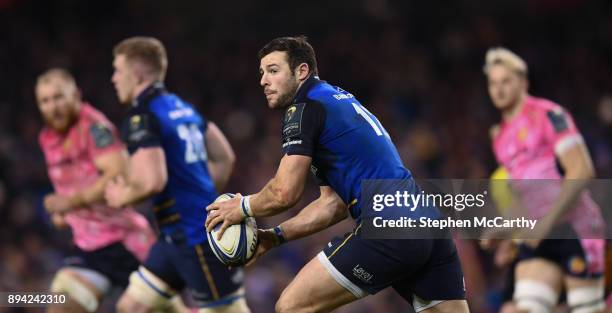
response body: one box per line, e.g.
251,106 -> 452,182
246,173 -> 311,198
518,127 -> 528,142
568,256 -> 586,274
62,138 -> 72,152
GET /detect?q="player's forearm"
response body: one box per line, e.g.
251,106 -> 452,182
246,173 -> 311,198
70,167 -> 121,210
249,177 -> 302,217
120,180 -> 161,206
546,166 -> 594,222
546,142 -> 596,222
71,173 -> 117,208
279,196 -> 347,242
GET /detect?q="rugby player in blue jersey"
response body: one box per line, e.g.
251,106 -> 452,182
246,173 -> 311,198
105,37 -> 250,313
206,36 -> 469,313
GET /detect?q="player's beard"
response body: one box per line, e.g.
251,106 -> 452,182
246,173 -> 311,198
45,107 -> 78,133
274,77 -> 300,110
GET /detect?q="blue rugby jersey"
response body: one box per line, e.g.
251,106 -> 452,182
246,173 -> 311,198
121,83 -> 217,245
281,76 -> 438,220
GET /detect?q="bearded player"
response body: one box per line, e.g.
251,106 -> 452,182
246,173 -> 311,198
36,68 -> 155,313
206,36 -> 469,313
486,48 -> 606,313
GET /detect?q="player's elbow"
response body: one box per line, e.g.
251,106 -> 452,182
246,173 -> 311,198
333,201 -> 349,220
209,150 -> 235,180
582,160 -> 595,179
278,191 -> 299,208
327,196 -> 348,224
212,147 -> 236,169
220,153 -> 236,179
144,172 -> 167,195
224,148 -> 236,168
582,165 -> 595,180
566,160 -> 596,180
151,176 -> 167,193
149,181 -> 165,194
271,184 -> 300,208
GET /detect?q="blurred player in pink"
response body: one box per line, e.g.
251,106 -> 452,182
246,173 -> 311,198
486,48 -> 606,313
36,68 -> 155,313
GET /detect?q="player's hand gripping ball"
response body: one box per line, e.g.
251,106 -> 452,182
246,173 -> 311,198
207,193 -> 258,266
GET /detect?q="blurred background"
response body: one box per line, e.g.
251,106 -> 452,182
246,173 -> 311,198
1,0 -> 612,312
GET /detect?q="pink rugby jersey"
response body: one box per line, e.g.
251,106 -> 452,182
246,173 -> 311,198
39,103 -> 154,261
492,96 -> 605,271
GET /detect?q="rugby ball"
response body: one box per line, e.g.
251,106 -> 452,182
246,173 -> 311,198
207,193 -> 258,266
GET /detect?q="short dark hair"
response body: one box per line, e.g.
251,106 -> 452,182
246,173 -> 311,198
258,35 -> 318,76
113,37 -> 168,81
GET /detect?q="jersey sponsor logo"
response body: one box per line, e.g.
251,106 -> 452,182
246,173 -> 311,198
89,123 -> 114,148
546,109 -> 569,133
282,139 -> 302,148
283,123 -> 299,136
333,87 -> 354,100
332,93 -> 354,100
129,130 -> 148,142
169,107 -> 194,120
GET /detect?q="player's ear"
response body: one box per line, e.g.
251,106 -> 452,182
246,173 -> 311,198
130,61 -> 147,85
296,63 -> 310,81
135,70 -> 145,85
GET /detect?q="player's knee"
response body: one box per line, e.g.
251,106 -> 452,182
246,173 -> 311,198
499,302 -> 522,313
116,294 -> 136,313
50,268 -> 106,313
197,288 -> 250,313
513,280 -> 558,313
275,300 -> 295,313
567,285 -> 605,313
275,293 -> 313,313
199,297 -> 250,313
116,292 -> 157,313
120,267 -> 176,313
